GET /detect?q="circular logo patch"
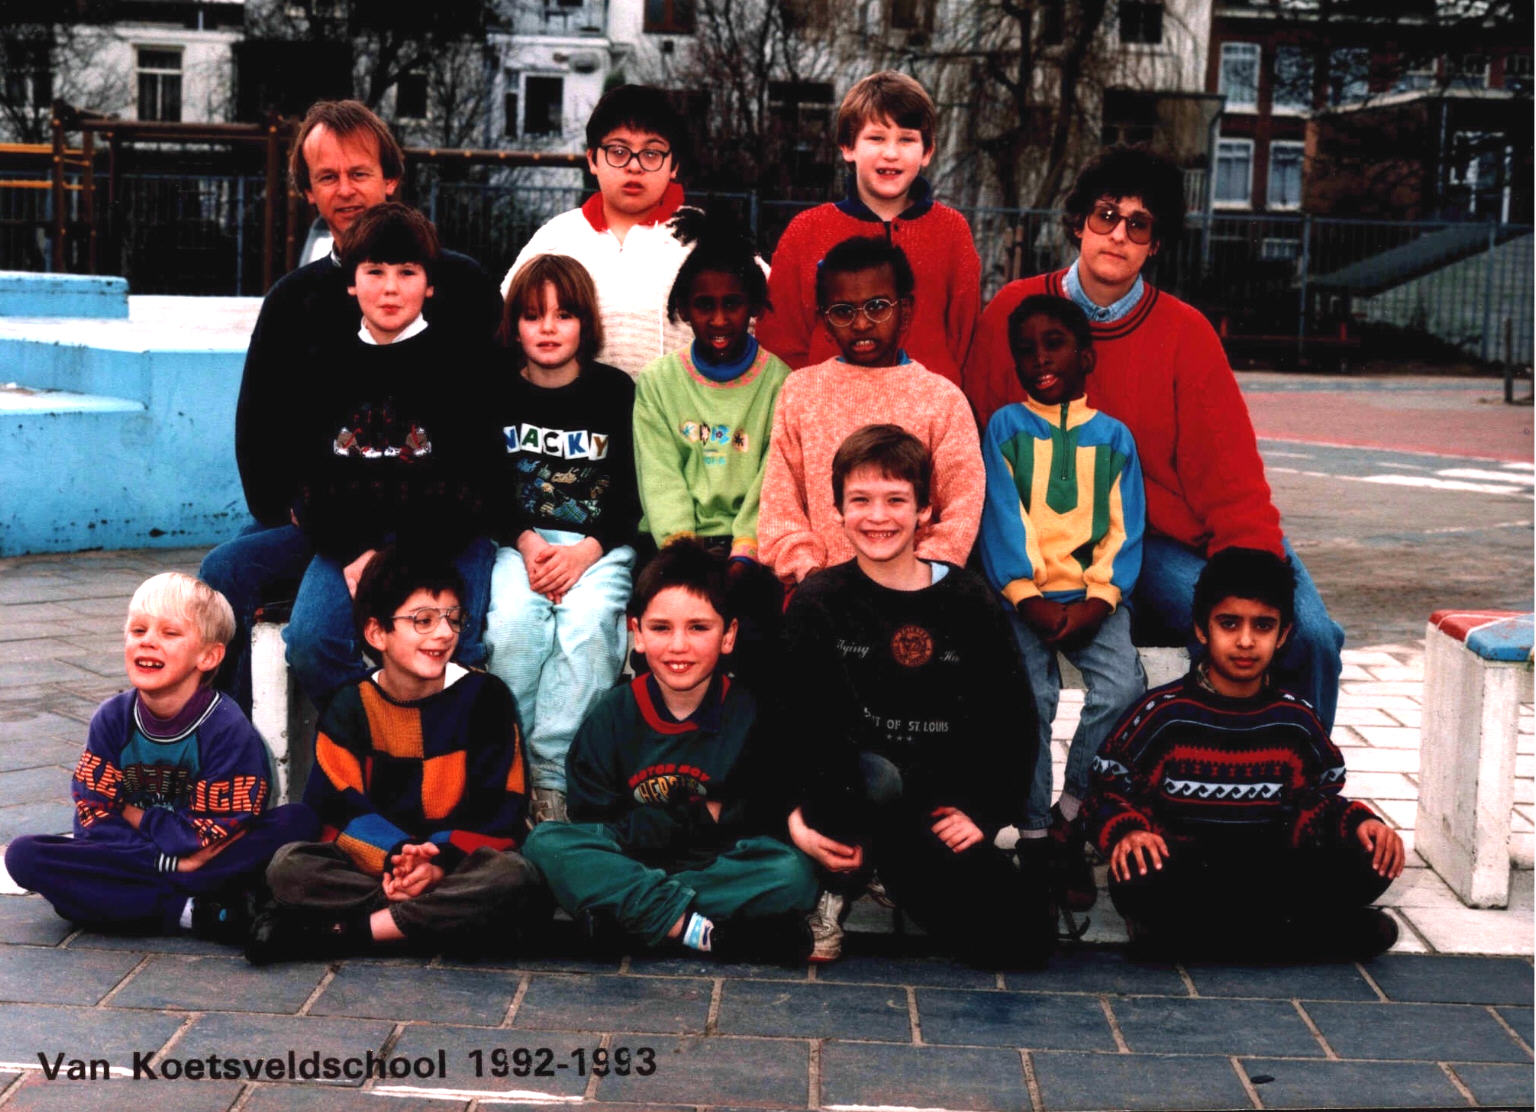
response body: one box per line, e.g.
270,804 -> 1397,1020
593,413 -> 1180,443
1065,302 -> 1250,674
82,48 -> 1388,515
890,624 -> 935,668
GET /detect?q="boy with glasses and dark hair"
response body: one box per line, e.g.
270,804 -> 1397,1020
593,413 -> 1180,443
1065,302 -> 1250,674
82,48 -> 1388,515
964,144 -> 1347,736
501,84 -> 701,378
248,547 -> 542,964
759,236 -> 983,587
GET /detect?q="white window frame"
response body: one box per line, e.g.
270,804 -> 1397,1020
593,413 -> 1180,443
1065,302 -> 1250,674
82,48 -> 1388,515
1213,137 -> 1254,209
521,73 -> 565,138
1220,42 -> 1261,112
135,45 -> 183,122
1266,140 -> 1305,211
1260,237 -> 1301,262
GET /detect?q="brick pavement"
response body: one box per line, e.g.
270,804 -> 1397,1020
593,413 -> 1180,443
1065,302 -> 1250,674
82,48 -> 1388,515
0,546 -> 1531,1110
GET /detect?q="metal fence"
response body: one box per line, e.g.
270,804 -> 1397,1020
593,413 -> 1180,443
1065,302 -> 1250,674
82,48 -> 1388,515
4,166 -> 1531,369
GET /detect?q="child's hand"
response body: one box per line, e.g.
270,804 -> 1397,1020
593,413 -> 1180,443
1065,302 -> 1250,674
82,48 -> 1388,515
385,842 -> 444,899
1017,597 -> 1068,641
788,806 -> 864,873
929,806 -> 983,853
343,548 -> 379,599
1109,830 -> 1169,881
1355,819 -> 1406,879
526,537 -> 603,602
1051,598 -> 1112,650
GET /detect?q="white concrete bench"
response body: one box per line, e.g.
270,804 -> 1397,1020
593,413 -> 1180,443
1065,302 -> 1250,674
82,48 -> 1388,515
1416,610 -> 1535,908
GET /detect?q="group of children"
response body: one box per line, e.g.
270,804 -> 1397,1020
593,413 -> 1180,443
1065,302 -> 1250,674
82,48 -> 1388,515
5,70 -> 1405,968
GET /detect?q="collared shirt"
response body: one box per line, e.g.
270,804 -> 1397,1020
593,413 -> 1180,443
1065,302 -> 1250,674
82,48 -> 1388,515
1063,260 -> 1145,324
357,315 -> 429,345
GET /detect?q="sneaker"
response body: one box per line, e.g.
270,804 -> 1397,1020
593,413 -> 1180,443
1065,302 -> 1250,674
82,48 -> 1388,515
244,905 -> 359,966
1048,804 -> 1098,912
865,872 -> 896,909
189,887 -> 260,945
806,890 -> 848,963
528,788 -> 569,828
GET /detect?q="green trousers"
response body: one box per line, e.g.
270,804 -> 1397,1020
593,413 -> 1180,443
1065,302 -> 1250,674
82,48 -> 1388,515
523,822 -> 816,945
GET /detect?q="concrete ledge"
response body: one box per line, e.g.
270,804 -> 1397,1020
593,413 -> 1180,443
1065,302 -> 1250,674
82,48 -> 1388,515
0,271 -> 128,319
1061,646 -> 1189,690
1417,614 -> 1535,908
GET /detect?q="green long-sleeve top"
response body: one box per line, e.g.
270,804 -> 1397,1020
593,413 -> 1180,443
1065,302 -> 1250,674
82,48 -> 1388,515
633,344 -> 791,562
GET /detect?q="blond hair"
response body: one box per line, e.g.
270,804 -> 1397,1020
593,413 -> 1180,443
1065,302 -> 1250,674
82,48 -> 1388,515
835,71 -> 936,151
126,572 -> 237,649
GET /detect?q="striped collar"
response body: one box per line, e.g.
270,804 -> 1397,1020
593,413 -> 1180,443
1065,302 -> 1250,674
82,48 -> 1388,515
1063,260 -> 1145,324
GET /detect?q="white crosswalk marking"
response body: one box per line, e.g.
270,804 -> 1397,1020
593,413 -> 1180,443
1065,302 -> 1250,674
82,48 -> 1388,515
1351,474 -> 1531,496
1437,468 -> 1536,485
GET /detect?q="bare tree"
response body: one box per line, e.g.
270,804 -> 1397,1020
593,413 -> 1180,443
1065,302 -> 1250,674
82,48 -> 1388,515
0,6 -> 130,143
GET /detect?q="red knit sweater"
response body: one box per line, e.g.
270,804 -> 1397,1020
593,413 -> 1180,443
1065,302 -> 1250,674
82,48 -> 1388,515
964,270 -> 1283,558
756,193 -> 980,386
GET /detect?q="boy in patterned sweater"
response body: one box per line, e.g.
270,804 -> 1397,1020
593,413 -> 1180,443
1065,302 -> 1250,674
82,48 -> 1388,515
759,236 -> 983,587
1086,548 -> 1405,960
248,548 -> 541,963
4,574 -> 315,941
756,71 -> 980,384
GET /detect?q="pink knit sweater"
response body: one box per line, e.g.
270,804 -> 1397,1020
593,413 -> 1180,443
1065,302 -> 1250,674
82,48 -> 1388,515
758,356 -> 984,584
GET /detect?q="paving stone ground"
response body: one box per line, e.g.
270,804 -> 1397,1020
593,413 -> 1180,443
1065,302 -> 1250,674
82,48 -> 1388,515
0,547 -> 1530,1110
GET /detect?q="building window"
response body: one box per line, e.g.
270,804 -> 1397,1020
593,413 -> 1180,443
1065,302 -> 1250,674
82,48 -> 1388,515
3,39 -> 52,110
1503,52 -> 1531,94
1039,0 -> 1064,45
523,75 -> 563,137
503,89 -> 519,139
1328,47 -> 1370,106
1393,59 -> 1436,93
1118,0 -> 1163,45
1267,141 -> 1304,209
1219,43 -> 1260,110
889,0 -> 934,34
644,0 -> 694,33
136,48 -> 182,122
1449,130 -> 1511,220
1272,45 -> 1312,112
1260,237 -> 1301,262
1448,53 -> 1489,89
1214,137 -> 1253,206
396,72 -> 428,120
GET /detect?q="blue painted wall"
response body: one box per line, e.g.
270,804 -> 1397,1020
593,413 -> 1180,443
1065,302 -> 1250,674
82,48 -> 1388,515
0,279 -> 256,556
0,272 -> 128,319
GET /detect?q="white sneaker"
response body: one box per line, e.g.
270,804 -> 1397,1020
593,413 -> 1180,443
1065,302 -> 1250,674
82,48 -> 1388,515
865,872 -> 896,909
807,890 -> 847,963
528,788 -> 568,828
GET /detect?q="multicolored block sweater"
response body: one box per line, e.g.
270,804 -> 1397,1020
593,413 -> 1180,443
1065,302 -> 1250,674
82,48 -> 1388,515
633,341 -> 792,561
755,176 -> 981,384
758,354 -> 984,584
70,687 -> 275,871
1085,671 -> 1377,858
306,665 -> 528,876
964,269 -> 1283,558
980,395 -> 1145,609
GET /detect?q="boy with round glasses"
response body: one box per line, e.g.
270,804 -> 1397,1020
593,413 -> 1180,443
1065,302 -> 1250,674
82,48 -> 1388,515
248,547 -> 542,963
501,84 -> 699,378
964,145 -> 1346,734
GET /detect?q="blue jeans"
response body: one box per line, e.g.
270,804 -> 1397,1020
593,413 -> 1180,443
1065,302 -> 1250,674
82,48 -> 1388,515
1132,535 -> 1345,731
283,536 -> 496,706
484,530 -> 635,792
200,522 -> 314,714
1010,603 -> 1146,829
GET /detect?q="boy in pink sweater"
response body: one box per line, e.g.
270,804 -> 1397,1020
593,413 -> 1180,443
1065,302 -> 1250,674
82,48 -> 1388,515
758,236 -> 983,587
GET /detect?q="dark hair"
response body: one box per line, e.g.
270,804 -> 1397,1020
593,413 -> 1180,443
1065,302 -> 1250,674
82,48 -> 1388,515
1192,547 -> 1296,633
290,99 -> 406,195
339,202 -> 439,280
1007,294 -> 1093,354
585,84 -> 691,177
499,253 -> 604,361
835,70 -> 937,151
831,424 -> 932,509
665,213 -> 769,323
1061,144 -> 1185,247
814,236 -> 916,309
628,538 -> 731,623
353,546 -> 466,662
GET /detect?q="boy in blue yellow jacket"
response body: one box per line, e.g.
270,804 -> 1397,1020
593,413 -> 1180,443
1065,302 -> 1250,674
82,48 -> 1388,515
980,295 -> 1146,911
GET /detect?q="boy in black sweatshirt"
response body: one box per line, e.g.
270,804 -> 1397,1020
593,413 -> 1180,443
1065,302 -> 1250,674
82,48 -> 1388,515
521,541 -> 816,962
283,203 -> 500,705
780,424 -> 1055,967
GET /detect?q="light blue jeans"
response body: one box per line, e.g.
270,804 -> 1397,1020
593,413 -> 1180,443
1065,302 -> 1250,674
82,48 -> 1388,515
1009,602 -> 1147,830
1132,535 -> 1345,732
484,529 -> 635,792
